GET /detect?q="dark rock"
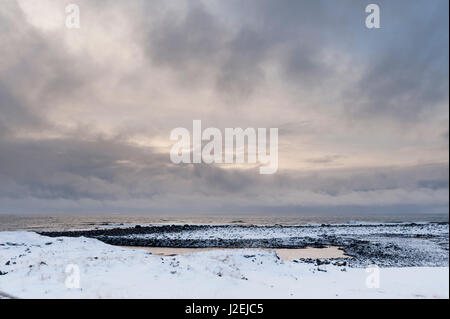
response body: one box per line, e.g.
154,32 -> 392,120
333,261 -> 347,267
316,259 -> 331,266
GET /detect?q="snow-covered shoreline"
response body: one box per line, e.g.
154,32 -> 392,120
0,231 -> 448,299
40,222 -> 450,267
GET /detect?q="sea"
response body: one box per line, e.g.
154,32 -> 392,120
0,213 -> 448,232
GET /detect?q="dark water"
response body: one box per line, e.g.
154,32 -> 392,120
0,213 -> 448,232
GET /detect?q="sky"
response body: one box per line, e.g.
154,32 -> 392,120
0,0 -> 448,215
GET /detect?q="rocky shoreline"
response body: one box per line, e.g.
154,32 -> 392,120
39,222 -> 449,267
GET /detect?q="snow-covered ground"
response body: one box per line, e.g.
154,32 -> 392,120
0,231 -> 448,299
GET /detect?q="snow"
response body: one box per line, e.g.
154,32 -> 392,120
0,231 -> 448,299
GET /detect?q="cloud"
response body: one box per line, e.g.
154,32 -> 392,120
0,0 -> 448,214
350,1 -> 449,121
0,133 -> 448,213
141,0 -> 449,119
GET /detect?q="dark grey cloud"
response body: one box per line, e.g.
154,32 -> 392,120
0,82 -> 38,135
350,0 -> 449,120
0,132 -> 447,213
148,4 -> 224,70
143,0 -> 448,118
305,155 -> 343,164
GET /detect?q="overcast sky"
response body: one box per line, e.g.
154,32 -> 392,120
0,0 -> 448,214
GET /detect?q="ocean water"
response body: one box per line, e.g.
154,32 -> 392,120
0,213 -> 448,232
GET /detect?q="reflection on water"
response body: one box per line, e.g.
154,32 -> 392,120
125,246 -> 348,261
0,213 -> 448,232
